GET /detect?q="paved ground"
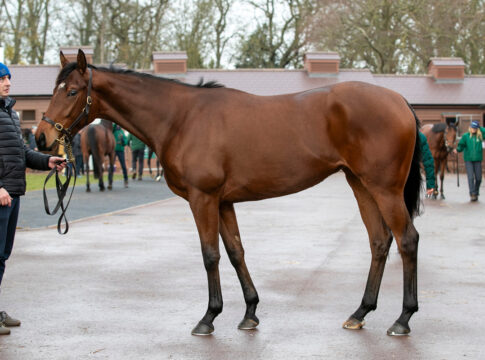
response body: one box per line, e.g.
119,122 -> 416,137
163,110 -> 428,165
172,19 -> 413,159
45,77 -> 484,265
17,175 -> 174,229
0,172 -> 484,359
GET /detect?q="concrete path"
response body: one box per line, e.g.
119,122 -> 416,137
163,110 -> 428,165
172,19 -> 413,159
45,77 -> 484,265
0,172 -> 484,359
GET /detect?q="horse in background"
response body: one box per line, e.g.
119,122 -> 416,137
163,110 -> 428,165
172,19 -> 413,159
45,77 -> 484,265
421,119 -> 458,199
80,120 -> 116,192
148,148 -> 164,181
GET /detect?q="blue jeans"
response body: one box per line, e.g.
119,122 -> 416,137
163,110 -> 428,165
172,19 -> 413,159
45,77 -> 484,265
115,150 -> 128,181
0,197 -> 20,288
465,161 -> 482,196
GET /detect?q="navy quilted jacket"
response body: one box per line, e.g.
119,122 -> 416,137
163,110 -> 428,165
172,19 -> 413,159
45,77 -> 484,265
0,97 -> 51,196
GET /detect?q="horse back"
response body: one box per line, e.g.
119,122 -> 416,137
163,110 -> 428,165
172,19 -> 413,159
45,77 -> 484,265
163,82 -> 416,202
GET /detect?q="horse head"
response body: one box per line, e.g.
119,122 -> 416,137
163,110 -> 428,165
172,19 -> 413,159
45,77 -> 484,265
444,121 -> 458,153
36,49 -> 94,151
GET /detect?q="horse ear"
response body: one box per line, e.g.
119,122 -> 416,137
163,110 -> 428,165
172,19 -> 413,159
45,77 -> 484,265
77,49 -> 87,74
60,51 -> 69,68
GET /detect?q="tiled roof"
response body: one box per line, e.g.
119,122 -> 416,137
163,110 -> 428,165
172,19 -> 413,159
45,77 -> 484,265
8,64 -> 485,105
374,75 -> 485,104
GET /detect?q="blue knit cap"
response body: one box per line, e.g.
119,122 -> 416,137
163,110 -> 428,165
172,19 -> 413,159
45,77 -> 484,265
471,120 -> 480,129
0,62 -> 11,79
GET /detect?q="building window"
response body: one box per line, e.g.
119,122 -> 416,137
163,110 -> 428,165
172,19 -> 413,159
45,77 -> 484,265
22,110 -> 36,121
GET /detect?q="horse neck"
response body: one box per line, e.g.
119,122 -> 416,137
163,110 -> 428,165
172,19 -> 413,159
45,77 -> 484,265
92,70 -> 190,153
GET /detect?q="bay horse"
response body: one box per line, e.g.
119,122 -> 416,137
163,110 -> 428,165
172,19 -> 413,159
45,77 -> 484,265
36,50 -> 422,336
421,120 -> 458,199
80,120 -> 116,192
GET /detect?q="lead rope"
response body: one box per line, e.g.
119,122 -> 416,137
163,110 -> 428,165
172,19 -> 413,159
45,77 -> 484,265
42,136 -> 77,234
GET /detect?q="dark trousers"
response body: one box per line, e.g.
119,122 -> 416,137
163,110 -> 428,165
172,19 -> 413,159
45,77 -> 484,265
465,161 -> 482,196
131,148 -> 145,177
74,154 -> 84,176
0,197 -> 20,288
115,150 -> 128,181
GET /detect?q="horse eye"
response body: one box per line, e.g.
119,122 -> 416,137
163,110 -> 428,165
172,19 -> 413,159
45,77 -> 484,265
68,90 -> 78,97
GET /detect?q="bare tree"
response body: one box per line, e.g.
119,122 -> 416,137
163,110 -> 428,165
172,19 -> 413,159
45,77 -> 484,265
1,0 -> 25,64
211,0 -> 233,68
235,0 -> 316,68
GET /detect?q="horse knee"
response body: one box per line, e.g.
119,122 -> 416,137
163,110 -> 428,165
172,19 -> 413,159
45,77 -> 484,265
400,228 -> 419,257
202,249 -> 220,270
227,247 -> 245,267
370,235 -> 392,260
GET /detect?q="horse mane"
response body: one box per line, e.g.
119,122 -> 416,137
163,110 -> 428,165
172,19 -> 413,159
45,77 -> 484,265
431,122 -> 447,133
56,62 -> 225,89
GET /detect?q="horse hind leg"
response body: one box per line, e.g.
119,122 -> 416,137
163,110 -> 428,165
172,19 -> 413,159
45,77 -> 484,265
342,173 -> 393,330
219,202 -> 259,330
85,156 -> 91,192
372,190 -> 419,336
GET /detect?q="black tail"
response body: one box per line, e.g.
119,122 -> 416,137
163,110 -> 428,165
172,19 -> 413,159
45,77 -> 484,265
404,101 -> 423,218
87,126 -> 101,179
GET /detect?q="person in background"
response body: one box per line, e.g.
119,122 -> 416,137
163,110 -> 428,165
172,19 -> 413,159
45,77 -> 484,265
419,131 -> 436,197
113,124 -> 129,187
454,120 -> 485,201
127,133 -> 146,181
72,132 -> 84,177
0,62 -> 66,335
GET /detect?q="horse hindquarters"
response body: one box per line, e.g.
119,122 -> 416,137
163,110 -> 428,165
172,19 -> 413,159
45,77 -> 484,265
344,113 -> 421,335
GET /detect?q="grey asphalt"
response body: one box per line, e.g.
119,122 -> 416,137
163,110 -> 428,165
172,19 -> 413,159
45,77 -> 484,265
0,172 -> 484,359
17,175 -> 175,229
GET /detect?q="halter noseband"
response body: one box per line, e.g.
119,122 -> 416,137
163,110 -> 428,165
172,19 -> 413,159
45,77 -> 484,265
41,67 -> 93,161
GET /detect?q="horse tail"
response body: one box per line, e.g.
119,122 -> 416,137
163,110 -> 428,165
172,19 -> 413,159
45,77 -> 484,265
404,101 -> 423,219
87,126 -> 101,179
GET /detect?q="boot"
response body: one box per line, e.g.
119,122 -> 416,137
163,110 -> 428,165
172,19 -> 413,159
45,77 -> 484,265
0,311 -> 21,327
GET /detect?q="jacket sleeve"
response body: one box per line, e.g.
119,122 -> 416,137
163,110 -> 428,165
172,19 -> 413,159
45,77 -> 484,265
419,133 -> 436,189
24,144 -> 51,171
456,135 -> 466,152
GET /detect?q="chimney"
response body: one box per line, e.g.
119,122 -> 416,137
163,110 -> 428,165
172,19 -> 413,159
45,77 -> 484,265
304,52 -> 340,77
428,58 -> 465,83
59,46 -> 94,64
152,51 -> 187,77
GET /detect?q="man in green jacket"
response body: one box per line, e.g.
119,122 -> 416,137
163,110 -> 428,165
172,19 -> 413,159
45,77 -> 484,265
127,133 -> 146,181
112,124 -> 128,187
419,131 -> 436,197
454,120 -> 485,201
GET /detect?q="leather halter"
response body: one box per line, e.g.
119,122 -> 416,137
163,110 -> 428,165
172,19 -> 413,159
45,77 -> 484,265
40,67 -> 92,234
41,67 -> 93,156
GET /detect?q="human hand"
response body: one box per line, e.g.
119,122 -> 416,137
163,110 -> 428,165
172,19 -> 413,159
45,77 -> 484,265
49,157 -> 67,171
426,188 -> 434,196
453,149 -> 457,154
0,187 -> 12,207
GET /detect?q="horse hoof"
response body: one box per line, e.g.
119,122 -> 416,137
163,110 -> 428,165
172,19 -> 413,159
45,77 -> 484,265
238,317 -> 259,330
86,188 -> 91,193
440,195 -> 445,200
387,322 -> 410,336
100,187 -> 105,192
108,185 -> 112,190
342,317 -> 365,330
191,321 -> 214,336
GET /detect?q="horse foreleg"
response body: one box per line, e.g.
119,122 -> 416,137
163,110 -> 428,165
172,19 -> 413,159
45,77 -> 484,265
85,156 -> 91,192
343,173 -> 393,330
432,158 -> 440,200
374,191 -> 419,336
108,153 -> 115,190
439,159 -> 446,199
189,190 -> 223,336
219,202 -> 259,330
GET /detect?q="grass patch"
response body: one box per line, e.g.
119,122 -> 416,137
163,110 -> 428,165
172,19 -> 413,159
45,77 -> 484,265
26,172 -> 125,192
